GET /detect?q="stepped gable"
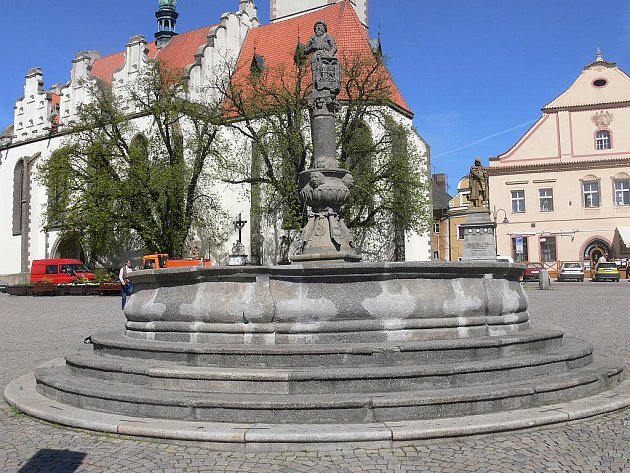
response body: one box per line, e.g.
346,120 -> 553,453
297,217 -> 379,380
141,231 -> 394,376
90,25 -> 216,84
234,1 -> 412,116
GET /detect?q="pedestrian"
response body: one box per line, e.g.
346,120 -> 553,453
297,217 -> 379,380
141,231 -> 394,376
597,254 -> 607,265
119,260 -> 133,310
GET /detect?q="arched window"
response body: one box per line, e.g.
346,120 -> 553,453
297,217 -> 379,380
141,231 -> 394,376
12,160 -> 25,235
595,130 -> 611,150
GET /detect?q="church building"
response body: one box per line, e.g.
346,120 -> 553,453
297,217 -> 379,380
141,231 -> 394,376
489,51 -> 630,272
0,0 -> 430,281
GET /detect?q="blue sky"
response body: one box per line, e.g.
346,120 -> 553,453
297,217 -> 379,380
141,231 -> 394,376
2,1 -> 630,193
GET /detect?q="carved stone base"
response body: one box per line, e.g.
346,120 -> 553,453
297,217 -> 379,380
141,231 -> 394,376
291,251 -> 362,264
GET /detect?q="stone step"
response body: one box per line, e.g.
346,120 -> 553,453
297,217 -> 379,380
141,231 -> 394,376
90,330 -> 565,368
65,337 -> 593,395
34,354 -> 625,424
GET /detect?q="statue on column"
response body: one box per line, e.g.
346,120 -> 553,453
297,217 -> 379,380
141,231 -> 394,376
467,158 -> 489,209
304,21 -> 341,97
291,20 -> 361,263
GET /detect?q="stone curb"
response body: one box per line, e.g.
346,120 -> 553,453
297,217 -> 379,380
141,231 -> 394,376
5,367 -> 630,452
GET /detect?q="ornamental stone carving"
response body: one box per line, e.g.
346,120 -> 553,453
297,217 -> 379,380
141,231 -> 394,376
591,110 -> 614,130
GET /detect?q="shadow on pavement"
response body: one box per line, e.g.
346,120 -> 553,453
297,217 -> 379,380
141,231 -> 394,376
18,449 -> 86,473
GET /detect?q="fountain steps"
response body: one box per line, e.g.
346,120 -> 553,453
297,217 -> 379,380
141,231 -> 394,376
90,330 -> 565,367
35,354 -> 624,424
64,337 -> 594,395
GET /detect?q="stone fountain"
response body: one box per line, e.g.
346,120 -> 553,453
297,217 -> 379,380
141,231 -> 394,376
5,22 -> 629,451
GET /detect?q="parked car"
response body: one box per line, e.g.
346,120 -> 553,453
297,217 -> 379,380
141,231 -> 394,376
556,262 -> 585,282
0,281 -> 8,293
496,256 -> 514,263
523,262 -> 544,282
30,259 -> 96,284
591,262 -> 620,282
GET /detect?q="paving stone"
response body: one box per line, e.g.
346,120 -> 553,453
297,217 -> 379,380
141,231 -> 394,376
1,286 -> 629,472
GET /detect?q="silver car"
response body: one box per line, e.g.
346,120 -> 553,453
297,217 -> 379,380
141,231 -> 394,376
557,262 -> 584,282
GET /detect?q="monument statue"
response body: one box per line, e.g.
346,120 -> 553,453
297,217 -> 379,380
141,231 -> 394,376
467,158 -> 489,209
292,21 -> 361,263
304,21 -> 340,97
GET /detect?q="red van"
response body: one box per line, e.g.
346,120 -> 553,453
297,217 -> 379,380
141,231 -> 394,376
30,259 -> 96,284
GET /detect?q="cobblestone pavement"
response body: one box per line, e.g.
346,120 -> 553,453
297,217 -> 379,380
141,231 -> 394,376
0,283 -> 628,472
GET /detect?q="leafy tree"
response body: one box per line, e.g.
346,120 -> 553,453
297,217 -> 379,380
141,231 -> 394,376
38,61 -> 229,264
216,50 -> 430,262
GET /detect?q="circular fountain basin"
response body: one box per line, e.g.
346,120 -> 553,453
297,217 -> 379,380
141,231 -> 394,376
124,261 -> 528,344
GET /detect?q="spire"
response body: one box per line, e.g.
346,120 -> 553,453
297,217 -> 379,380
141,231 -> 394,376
155,0 -> 179,49
596,47 -> 603,62
583,48 -> 616,71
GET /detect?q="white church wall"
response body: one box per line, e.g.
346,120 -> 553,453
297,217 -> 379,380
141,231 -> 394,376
187,4 -> 259,102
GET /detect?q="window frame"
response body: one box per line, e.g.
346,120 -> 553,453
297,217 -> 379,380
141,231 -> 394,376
457,225 -> 465,240
595,129 -> 612,150
582,179 -> 601,208
613,178 -> 630,206
538,188 -> 554,212
511,190 -> 526,213
540,236 -> 557,263
511,236 -> 529,263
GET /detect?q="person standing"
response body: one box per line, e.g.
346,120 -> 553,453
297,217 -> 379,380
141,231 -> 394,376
119,260 -> 133,310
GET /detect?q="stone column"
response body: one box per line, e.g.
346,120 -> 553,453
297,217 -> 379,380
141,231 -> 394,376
291,20 -> 361,264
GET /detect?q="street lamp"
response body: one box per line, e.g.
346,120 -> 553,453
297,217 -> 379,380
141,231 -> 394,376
493,208 -> 509,224
492,208 -> 509,257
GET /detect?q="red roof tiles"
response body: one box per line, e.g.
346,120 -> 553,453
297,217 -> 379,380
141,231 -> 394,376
91,25 -> 213,84
88,3 -> 411,116
235,2 -> 412,115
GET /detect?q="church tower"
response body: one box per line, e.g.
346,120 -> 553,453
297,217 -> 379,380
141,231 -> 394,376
270,0 -> 368,28
155,0 -> 179,48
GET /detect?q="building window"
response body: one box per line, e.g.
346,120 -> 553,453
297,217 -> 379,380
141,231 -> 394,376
539,188 -> 554,212
457,225 -> 465,240
511,236 -> 529,262
12,160 -> 25,236
582,180 -> 600,208
595,130 -> 611,150
511,190 -> 525,213
540,237 -> 557,262
433,222 -> 440,234
614,179 -> 630,206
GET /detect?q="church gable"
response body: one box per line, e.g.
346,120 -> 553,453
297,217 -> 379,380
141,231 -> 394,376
543,51 -> 630,111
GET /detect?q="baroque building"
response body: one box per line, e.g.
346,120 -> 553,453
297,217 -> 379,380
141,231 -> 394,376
489,51 -> 630,273
0,0 -> 430,281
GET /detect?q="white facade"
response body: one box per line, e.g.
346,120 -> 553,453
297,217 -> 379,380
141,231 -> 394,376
0,0 -> 429,279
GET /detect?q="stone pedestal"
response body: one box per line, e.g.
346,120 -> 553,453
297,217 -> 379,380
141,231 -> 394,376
461,209 -> 497,261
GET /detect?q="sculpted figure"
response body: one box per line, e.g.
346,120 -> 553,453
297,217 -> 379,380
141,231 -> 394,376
468,158 -> 489,208
304,20 -> 341,94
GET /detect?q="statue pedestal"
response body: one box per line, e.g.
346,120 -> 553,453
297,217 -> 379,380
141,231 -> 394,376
461,209 -> 497,261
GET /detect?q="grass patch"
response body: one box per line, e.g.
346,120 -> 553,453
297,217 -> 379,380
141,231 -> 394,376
8,405 -> 24,417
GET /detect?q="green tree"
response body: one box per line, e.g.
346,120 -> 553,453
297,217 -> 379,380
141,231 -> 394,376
216,50 -> 430,262
38,61 -> 228,263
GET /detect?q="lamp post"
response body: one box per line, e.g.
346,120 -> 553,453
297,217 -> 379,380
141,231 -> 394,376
492,208 -> 509,256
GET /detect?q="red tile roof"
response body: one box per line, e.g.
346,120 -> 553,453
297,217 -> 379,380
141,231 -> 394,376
91,25 -> 214,83
88,3 -> 411,116
234,1 -> 412,116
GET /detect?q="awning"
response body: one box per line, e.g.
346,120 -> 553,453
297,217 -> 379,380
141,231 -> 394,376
616,227 -> 630,249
